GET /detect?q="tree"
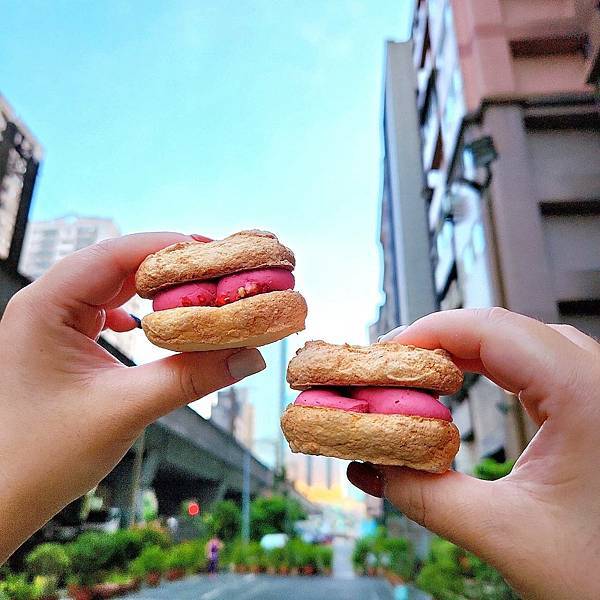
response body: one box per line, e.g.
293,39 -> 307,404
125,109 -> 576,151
205,500 -> 242,541
250,495 -> 306,540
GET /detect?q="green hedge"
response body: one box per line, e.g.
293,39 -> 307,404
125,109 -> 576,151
415,537 -> 519,600
227,539 -> 331,574
352,528 -> 415,580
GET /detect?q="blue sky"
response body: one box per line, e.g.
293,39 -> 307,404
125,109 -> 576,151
1,1 -> 412,468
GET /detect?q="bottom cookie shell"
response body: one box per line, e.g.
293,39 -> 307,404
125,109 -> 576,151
280,404 -> 459,473
141,290 -> 307,351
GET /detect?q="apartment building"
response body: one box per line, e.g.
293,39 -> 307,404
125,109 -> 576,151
373,0 -> 600,471
19,215 -> 120,280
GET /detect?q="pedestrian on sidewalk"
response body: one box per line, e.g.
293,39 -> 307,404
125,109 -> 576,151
205,536 -> 224,576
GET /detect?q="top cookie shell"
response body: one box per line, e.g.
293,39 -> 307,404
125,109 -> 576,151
135,230 -> 296,298
287,340 -> 463,395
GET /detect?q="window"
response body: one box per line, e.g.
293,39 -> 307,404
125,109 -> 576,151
441,67 -> 465,156
422,90 -> 440,168
434,220 -> 455,293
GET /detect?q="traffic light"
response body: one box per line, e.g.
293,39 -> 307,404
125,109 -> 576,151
187,501 -> 200,517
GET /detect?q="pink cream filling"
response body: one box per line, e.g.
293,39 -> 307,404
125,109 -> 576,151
151,268 -> 294,311
294,387 -> 452,421
294,389 -> 369,412
216,268 -> 294,306
152,281 -> 217,311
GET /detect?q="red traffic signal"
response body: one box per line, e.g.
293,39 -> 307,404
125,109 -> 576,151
187,501 -> 200,517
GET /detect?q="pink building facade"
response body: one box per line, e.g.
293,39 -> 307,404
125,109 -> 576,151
374,0 -> 600,471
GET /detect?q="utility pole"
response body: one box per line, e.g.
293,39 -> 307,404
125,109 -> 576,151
276,338 -> 288,476
127,430 -> 145,527
241,448 -> 250,543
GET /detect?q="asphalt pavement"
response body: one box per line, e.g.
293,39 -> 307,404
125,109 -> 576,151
122,573 -> 394,600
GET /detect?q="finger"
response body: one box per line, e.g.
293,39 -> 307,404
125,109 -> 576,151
30,232 -> 193,309
102,274 -> 137,310
104,235 -> 211,310
392,308 -> 591,424
547,324 -> 600,355
350,462 -> 510,565
104,308 -> 140,332
105,348 -> 266,425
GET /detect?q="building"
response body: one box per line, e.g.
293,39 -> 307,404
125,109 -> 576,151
0,94 -> 42,272
286,454 -> 342,491
373,0 -> 600,472
212,386 -> 256,450
19,215 -> 120,280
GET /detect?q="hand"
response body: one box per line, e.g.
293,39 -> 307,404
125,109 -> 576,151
347,308 -> 600,600
0,233 -> 265,562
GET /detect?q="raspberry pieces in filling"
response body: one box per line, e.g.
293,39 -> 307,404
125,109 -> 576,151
152,281 -> 217,311
215,268 -> 294,306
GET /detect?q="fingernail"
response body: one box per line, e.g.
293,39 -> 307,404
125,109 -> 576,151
347,462 -> 384,498
129,314 -> 142,329
191,234 -> 213,242
378,325 -> 407,342
227,349 -> 266,380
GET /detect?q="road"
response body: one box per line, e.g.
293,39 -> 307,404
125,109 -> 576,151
123,573 -> 394,600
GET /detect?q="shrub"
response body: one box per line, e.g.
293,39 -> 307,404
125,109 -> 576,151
130,545 -> 167,577
416,563 -> 465,600
166,542 -> 199,572
102,572 -> 137,585
267,547 -> 286,570
32,575 -> 59,598
135,525 -> 172,550
0,574 -> 35,600
109,529 -> 144,569
316,546 -> 333,573
24,543 -> 71,580
352,530 -> 414,579
66,532 -> 115,585
230,541 -> 250,568
245,542 -> 265,571
352,537 -> 371,572
415,538 -> 466,599
383,537 -> 415,580
285,539 -> 307,569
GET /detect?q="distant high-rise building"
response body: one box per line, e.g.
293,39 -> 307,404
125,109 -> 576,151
20,215 -> 120,280
212,386 -> 255,450
373,0 -> 600,473
286,454 -> 342,494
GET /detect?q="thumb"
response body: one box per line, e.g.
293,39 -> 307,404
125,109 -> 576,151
348,462 -> 508,560
109,348 -> 265,425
